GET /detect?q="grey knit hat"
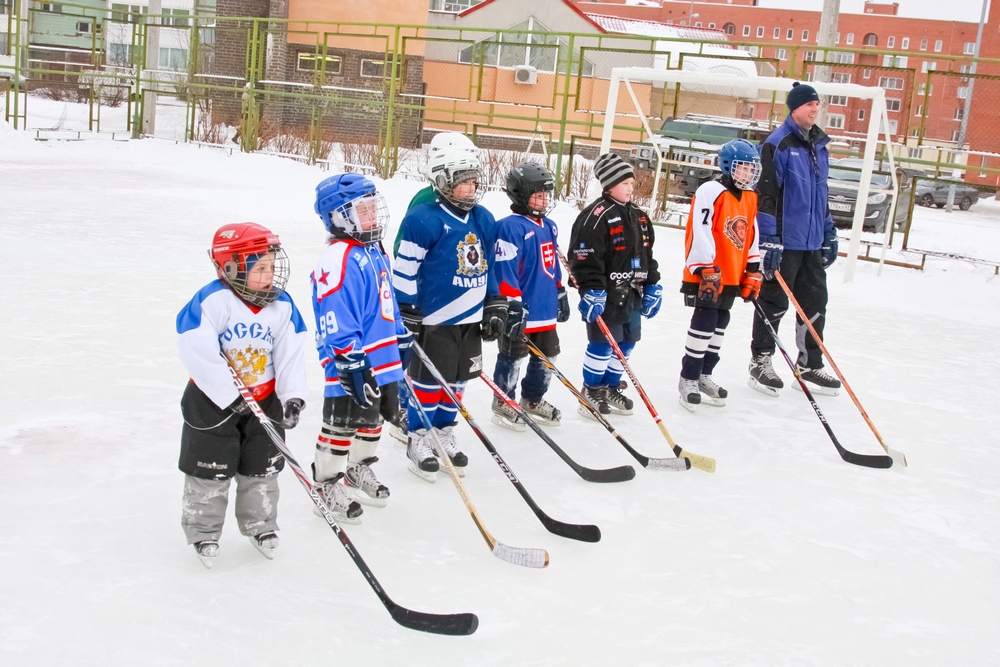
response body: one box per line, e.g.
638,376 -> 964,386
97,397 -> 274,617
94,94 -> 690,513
593,153 -> 635,191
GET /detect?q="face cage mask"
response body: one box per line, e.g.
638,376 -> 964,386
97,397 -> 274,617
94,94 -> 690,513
521,188 -> 556,218
328,192 -> 390,244
731,159 -> 762,190
437,169 -> 485,211
224,246 -> 290,308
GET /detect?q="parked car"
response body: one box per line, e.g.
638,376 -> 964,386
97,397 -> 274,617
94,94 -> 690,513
915,177 -> 979,210
827,158 -> 908,234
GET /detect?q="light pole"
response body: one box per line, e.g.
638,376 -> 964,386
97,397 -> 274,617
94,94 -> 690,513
945,0 -> 987,212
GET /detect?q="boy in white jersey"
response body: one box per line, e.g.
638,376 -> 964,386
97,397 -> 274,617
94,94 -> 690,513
176,223 -> 309,568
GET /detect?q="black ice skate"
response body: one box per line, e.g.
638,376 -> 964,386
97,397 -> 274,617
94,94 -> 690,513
794,365 -> 842,396
578,384 -> 611,420
678,377 -> 701,413
748,353 -> 783,397
604,385 -> 634,415
518,397 -> 561,426
406,430 -> 440,483
249,531 -> 278,560
491,396 -> 526,432
344,456 -> 390,508
193,540 -> 219,569
698,374 -> 728,407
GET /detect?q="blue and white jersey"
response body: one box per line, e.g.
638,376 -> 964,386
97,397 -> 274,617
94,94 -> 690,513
176,281 -> 309,410
495,213 -> 563,333
312,240 -> 407,398
393,202 -> 499,326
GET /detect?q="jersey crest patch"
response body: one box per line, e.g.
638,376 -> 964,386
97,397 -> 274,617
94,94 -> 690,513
456,232 -> 488,277
723,215 -> 749,251
226,345 -> 269,387
540,240 -> 557,279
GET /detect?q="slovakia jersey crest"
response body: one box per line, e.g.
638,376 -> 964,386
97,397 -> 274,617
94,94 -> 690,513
540,240 -> 556,279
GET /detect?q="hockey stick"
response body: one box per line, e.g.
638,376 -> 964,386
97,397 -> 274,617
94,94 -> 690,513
400,376 -> 555,561
748,298 -> 894,469
410,341 -> 601,544
524,338 -> 690,472
774,271 -> 907,468
221,356 -> 478,636
480,371 -> 635,483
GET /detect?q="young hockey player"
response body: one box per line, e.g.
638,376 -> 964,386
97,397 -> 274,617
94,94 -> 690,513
177,222 -> 308,568
678,139 -> 763,411
568,153 -> 662,418
393,144 -> 504,481
311,173 -> 411,523
490,162 -> 571,431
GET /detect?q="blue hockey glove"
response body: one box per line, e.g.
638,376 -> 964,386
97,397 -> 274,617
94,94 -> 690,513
398,303 -> 422,336
280,398 -> 304,429
504,300 -> 528,339
480,296 -> 508,342
579,289 -> 607,323
821,229 -> 839,268
396,329 -> 413,370
556,286 -> 570,323
335,351 -> 380,407
759,234 -> 783,280
641,284 -> 663,318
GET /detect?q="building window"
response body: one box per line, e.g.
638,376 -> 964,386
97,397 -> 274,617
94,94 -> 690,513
40,3 -> 62,11
361,59 -> 402,79
832,72 -> 851,84
757,26 -> 764,38
908,141 -> 921,151
934,39 -> 943,52
158,47 -> 187,71
863,33 -> 877,47
803,51 -> 816,62
879,76 -> 904,89
773,27 -> 781,39
836,32 -> 841,44
858,109 -> 866,121
743,25 -> 751,37
802,29 -> 809,41
161,8 -> 189,27
952,130 -> 962,142
954,108 -> 965,121
738,45 -> 761,56
917,83 -> 933,96
708,23 -> 715,29
110,4 -> 143,23
882,55 -> 907,67
829,95 -> 848,106
964,41 -> 976,55
915,104 -> 923,116
886,120 -> 898,134
980,154 -> 989,177
831,52 -> 855,64
920,37 -> 928,51
107,43 -> 131,66
297,52 -> 342,75
695,22 -> 702,28
806,72 -> 814,81
886,98 -> 901,112
76,20 -> 92,34
922,61 -> 936,73
887,36 -> 895,49
901,37 -> 910,49
957,86 -> 969,99
827,114 -> 845,129
846,33 -> 854,45
787,28 -> 794,40
458,18 -> 593,76
723,22 -> 736,35
960,64 -> 973,74
863,68 -> 871,79
776,49 -> 787,60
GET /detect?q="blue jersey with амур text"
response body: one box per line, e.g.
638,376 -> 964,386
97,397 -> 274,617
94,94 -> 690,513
311,239 -> 407,398
393,201 -> 499,326
495,213 -> 563,333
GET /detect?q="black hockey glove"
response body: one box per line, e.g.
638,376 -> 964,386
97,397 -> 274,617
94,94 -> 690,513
504,300 -> 528,339
821,229 -> 839,268
399,303 -> 422,336
397,329 -> 413,370
335,351 -> 381,408
480,296 -> 508,342
228,397 -> 250,415
759,234 -> 783,280
556,286 -> 570,323
281,398 -> 304,429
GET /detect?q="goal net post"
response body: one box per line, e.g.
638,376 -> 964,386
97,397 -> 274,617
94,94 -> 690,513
598,67 -> 899,282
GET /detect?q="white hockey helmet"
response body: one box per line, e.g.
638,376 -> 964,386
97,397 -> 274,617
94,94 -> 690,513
427,144 -> 485,211
424,132 -> 478,180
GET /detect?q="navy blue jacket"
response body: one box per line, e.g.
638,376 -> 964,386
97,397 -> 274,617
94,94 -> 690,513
756,114 -> 833,251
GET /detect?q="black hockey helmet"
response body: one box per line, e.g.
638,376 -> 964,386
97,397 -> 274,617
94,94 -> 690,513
505,161 -> 555,218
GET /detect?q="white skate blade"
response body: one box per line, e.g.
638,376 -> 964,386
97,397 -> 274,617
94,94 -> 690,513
388,423 -> 408,444
520,410 -> 560,426
577,404 -> 608,421
700,395 -> 726,407
491,412 -> 526,432
197,554 -> 215,569
678,396 -> 698,413
407,461 -> 437,483
312,504 -> 362,525
344,486 -> 388,508
605,404 -> 633,416
747,377 -> 780,397
792,381 -> 840,397
248,536 -> 275,560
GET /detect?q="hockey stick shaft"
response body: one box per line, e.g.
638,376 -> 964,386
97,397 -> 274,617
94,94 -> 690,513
773,271 -> 907,467
480,370 -> 635,483
523,338 -> 689,472
221,355 -> 478,635
748,298 -> 893,469
400,376 -> 551,563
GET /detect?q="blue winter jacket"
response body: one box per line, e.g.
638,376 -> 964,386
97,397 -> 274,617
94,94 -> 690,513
756,114 -> 834,251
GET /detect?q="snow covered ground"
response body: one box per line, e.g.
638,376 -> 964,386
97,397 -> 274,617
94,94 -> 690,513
2,124 -> 1000,666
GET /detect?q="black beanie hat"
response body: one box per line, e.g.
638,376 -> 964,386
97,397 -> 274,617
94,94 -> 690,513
786,82 -> 820,112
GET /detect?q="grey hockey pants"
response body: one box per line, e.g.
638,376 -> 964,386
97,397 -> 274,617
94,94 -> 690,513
181,473 -> 279,545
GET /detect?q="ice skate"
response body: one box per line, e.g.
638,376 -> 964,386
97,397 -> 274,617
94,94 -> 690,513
794,365 -> 842,397
406,430 -> 439,482
578,384 -> 610,420
604,385 -> 634,415
193,540 -> 219,569
313,472 -> 363,524
748,353 -> 782,397
491,396 -> 526,432
388,411 -> 408,445
249,531 -> 278,560
518,397 -> 561,426
678,377 -> 701,413
698,374 -> 728,407
344,456 -> 390,508
434,425 -> 468,476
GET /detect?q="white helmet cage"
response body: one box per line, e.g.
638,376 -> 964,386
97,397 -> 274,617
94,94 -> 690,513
427,146 -> 485,211
327,192 -> 391,244
730,159 -> 762,190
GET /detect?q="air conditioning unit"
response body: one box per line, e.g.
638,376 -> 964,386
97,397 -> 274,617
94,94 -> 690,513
514,65 -> 538,85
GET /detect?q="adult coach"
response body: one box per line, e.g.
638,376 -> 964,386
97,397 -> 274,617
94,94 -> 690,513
748,82 -> 842,397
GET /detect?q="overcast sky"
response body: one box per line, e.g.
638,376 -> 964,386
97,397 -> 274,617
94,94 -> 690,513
756,0 -> 991,24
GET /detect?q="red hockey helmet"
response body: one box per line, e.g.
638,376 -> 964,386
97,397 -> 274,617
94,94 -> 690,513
208,223 -> 289,307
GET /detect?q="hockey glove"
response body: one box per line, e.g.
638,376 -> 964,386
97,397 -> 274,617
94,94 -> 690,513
480,296 -> 508,342
556,286 -> 571,323
696,266 -> 722,304
504,300 -> 528,339
759,234 -> 783,280
227,397 -> 250,415
641,284 -> 663,318
740,271 -> 763,302
335,350 -> 380,408
396,329 -> 413,370
281,398 -> 305,429
821,229 -> 839,268
398,303 -> 422,336
578,289 -> 607,323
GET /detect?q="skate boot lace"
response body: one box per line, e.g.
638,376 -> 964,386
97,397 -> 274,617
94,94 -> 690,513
347,457 -> 383,495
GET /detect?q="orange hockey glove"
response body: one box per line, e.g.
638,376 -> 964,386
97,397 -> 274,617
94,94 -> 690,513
741,271 -> 763,302
697,266 -> 722,304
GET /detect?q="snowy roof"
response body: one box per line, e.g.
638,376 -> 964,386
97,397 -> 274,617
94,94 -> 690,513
586,13 -> 730,43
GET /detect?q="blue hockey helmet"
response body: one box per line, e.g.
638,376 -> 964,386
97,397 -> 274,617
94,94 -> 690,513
718,139 -> 762,190
314,173 -> 389,244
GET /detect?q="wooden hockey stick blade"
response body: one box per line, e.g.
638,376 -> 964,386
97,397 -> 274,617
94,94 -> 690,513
492,542 -> 550,568
675,449 -> 715,473
388,604 -> 480,636
886,447 -> 908,468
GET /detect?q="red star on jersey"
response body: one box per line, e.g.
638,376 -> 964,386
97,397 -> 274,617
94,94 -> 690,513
317,269 -> 330,285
